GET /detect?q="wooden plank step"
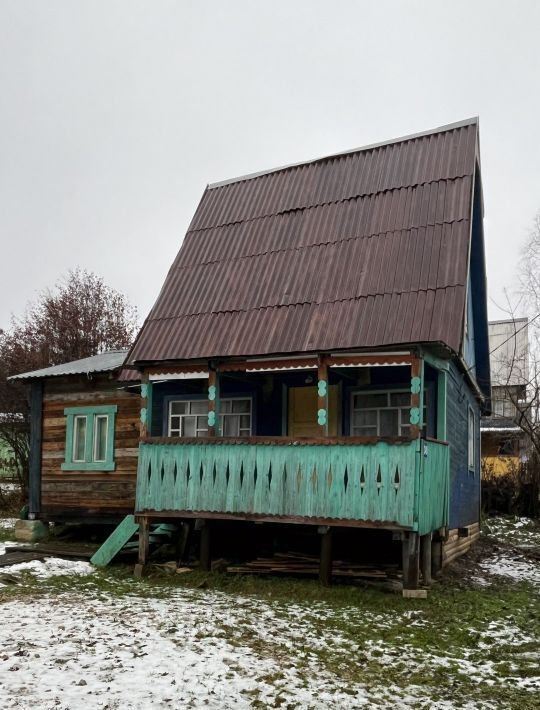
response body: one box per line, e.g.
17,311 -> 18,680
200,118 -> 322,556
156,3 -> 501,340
90,515 -> 139,567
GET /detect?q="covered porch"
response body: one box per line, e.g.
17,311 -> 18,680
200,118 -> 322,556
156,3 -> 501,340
134,350 -> 450,588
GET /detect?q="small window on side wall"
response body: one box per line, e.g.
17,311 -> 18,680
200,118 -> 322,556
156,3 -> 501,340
468,406 -> 475,472
62,405 -> 117,471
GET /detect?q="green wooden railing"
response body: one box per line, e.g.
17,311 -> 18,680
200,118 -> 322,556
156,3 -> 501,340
135,438 -> 449,533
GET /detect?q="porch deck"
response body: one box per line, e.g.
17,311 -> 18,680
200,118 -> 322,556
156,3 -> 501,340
135,437 -> 449,535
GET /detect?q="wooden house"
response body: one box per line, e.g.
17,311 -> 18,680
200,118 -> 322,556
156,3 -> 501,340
11,351 -> 140,523
120,118 -> 491,588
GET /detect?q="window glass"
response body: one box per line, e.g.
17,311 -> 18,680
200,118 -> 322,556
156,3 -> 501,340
390,392 -> 410,407
73,416 -> 87,462
168,398 -> 252,437
183,416 -> 196,437
93,415 -> 108,462
354,393 -> 387,409
380,409 -> 398,436
190,400 -> 208,415
351,390 -> 411,437
232,399 -> 250,414
171,401 -> 187,415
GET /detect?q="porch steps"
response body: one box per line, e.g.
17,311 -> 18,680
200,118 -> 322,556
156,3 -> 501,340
90,517 -> 178,567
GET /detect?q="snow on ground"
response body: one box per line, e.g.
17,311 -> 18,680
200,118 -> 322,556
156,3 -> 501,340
0,517 -> 17,529
0,590 -> 403,709
0,540 -> 95,584
484,516 -> 540,549
476,551 -> 540,588
0,517 -> 538,708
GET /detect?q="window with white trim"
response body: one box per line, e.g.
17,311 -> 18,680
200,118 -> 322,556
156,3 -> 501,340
351,391 -> 412,437
167,398 -> 252,437
62,405 -> 117,471
468,406 -> 475,471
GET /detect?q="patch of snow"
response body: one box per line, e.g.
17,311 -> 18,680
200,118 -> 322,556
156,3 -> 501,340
478,552 -> 540,588
0,518 -> 18,529
3,557 -> 94,580
484,516 -> 540,549
0,592 -> 384,709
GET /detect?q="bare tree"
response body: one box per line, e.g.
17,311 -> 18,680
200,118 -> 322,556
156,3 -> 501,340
485,212 -> 540,515
0,269 -> 138,498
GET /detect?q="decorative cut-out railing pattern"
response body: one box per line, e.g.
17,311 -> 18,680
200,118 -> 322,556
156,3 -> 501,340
135,439 -> 449,532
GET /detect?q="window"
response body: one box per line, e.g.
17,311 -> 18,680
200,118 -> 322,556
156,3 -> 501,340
167,398 -> 252,437
62,405 -> 117,471
493,397 -> 516,419
351,390 -> 416,437
468,406 -> 475,471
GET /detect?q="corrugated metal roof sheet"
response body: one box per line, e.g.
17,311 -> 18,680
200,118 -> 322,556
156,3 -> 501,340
10,350 -> 131,381
129,119 -> 480,364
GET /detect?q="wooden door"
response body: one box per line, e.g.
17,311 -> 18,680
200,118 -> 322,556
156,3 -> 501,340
288,386 -> 339,437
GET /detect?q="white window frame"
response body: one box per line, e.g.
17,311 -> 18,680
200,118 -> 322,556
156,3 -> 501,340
72,415 -> 87,463
350,389 -> 414,437
93,414 -> 109,463
468,406 -> 475,471
167,397 -> 252,437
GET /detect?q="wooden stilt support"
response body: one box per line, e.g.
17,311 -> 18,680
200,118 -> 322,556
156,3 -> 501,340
420,533 -> 432,586
200,521 -> 211,572
431,538 -> 443,577
134,516 -> 150,578
175,522 -> 190,567
401,533 -> 409,582
318,526 -> 332,586
403,532 -> 420,590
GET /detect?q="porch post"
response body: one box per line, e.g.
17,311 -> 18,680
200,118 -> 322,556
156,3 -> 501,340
318,526 -> 333,586
317,355 -> 329,436
207,366 -> 220,437
140,374 -> 153,439
134,516 -> 150,578
437,370 -> 447,440
420,533 -> 432,585
402,532 -> 420,590
200,521 -> 211,571
410,355 -> 424,438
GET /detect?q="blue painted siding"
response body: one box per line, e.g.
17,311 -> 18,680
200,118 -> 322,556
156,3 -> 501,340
463,272 -> 477,377
446,360 -> 481,528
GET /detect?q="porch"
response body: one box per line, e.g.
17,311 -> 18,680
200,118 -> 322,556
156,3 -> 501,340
135,436 -> 449,535
133,351 -> 450,588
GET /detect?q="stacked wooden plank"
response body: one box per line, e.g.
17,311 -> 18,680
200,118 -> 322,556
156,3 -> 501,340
227,552 -> 399,580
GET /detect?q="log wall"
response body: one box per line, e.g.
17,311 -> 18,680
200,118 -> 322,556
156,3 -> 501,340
41,374 -> 139,521
442,523 -> 481,566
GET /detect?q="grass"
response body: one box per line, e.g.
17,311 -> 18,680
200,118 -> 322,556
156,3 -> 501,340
1,517 -> 539,707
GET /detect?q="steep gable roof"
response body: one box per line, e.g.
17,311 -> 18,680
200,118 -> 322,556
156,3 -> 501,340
130,118 -> 481,364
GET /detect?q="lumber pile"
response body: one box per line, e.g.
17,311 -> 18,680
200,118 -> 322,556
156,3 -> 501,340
227,551 -> 399,581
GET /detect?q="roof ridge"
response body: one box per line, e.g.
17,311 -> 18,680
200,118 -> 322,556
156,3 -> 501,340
208,117 -> 479,190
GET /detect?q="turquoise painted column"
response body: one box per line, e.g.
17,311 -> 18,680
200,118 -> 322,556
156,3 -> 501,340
409,356 -> 424,437
207,367 -> 220,436
317,356 -> 329,436
140,376 -> 153,438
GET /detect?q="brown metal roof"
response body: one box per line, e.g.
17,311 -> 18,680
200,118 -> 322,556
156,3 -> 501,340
130,118 -> 480,364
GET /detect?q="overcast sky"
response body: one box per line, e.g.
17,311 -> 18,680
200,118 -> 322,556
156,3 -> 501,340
1,0 -> 539,331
